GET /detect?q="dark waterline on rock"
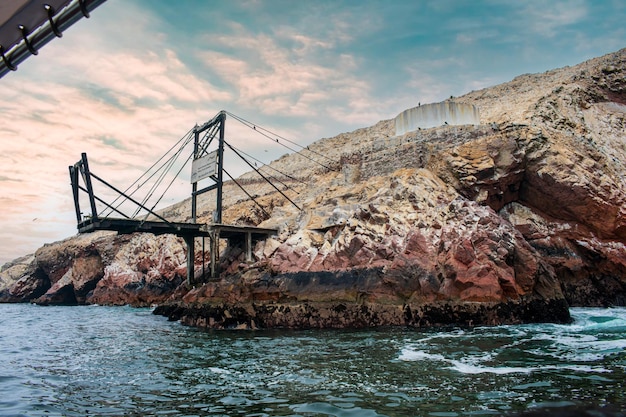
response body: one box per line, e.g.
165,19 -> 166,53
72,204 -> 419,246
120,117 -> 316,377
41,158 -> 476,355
0,304 -> 624,416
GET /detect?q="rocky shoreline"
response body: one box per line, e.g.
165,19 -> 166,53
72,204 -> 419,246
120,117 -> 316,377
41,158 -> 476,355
1,48 -> 625,330
154,299 -> 572,330
153,267 -> 572,329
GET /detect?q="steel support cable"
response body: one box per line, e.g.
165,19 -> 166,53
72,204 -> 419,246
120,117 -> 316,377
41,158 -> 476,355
224,110 -> 334,162
102,129 -> 194,217
197,123 -> 220,156
255,121 -> 335,164
133,130 -> 195,208
253,165 -> 296,192
105,144 -> 189,219
227,143 -> 307,187
145,113 -> 226,220
222,168 -> 270,219
224,140 -> 301,211
226,144 -> 302,192
225,110 -> 330,169
101,129 -> 195,218
224,111 -> 334,171
131,133 -> 191,218
76,184 -> 131,219
233,152 -> 294,192
115,127 -> 195,199
247,123 -> 333,171
138,129 -> 195,188
88,171 -> 175,227
140,150 -> 196,224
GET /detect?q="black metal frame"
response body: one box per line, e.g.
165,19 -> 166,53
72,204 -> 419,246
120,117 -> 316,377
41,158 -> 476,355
69,152 -> 183,232
191,110 -> 225,223
69,112 -> 277,286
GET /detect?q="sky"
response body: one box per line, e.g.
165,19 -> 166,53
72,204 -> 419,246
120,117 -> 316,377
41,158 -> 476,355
0,0 -> 625,266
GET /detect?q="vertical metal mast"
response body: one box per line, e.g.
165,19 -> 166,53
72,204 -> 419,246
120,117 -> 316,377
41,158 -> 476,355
81,152 -> 98,222
191,126 -> 200,223
188,111 -> 227,284
190,111 -> 226,223
186,126 -> 201,286
215,111 -> 225,224
210,112 -> 226,279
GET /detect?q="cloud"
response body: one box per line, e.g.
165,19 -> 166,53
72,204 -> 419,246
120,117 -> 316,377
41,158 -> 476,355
520,0 -> 588,37
0,1 -> 236,265
0,175 -> 22,182
456,28 -> 500,45
197,19 -> 379,129
199,34 -> 335,114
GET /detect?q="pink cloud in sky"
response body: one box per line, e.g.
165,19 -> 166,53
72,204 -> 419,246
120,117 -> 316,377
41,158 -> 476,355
0,7 -> 234,265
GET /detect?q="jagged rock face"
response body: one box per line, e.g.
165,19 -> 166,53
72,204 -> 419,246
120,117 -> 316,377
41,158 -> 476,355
163,49 -> 624,328
0,255 -> 48,302
168,166 -> 569,329
259,169 -> 556,304
457,50 -> 626,306
3,49 -> 626,328
88,234 -> 188,306
31,233 -> 107,305
501,202 -> 626,306
0,232 -> 189,306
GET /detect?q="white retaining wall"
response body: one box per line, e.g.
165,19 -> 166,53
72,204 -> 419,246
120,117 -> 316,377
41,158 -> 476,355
395,101 -> 480,135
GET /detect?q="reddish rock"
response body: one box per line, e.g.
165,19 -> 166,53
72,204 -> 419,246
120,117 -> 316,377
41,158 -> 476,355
88,234 -> 187,306
5,273 -> 49,302
0,255 -> 49,302
501,202 -> 626,306
1,232 -> 188,306
34,255 -> 104,305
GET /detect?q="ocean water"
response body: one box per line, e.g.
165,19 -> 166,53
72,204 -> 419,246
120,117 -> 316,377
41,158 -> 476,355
0,304 -> 624,416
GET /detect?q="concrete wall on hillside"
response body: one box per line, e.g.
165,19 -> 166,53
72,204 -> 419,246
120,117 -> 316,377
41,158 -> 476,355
395,102 -> 480,136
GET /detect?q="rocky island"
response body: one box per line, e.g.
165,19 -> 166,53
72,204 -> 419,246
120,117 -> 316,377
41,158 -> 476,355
1,48 -> 625,329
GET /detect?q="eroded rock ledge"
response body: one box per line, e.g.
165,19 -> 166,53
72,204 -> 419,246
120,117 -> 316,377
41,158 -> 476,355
154,299 -> 571,330
154,269 -> 571,329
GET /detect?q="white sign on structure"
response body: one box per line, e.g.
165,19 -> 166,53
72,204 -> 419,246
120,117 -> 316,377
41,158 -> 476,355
190,150 -> 218,183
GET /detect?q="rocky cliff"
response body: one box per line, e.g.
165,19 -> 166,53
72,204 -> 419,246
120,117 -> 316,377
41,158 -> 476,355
2,48 -> 625,329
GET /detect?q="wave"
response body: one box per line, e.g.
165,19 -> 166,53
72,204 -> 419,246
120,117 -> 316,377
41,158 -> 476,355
398,347 -> 613,375
397,348 -> 446,362
397,307 -> 626,375
448,360 -> 534,375
569,307 -> 626,333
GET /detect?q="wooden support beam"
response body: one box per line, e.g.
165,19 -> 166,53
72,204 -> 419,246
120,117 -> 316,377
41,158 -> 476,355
210,228 -> 220,279
191,128 -> 199,223
184,236 -> 195,287
246,231 -> 252,262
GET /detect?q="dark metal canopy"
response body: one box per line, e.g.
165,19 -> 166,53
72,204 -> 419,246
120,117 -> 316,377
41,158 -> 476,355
0,0 -> 107,78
